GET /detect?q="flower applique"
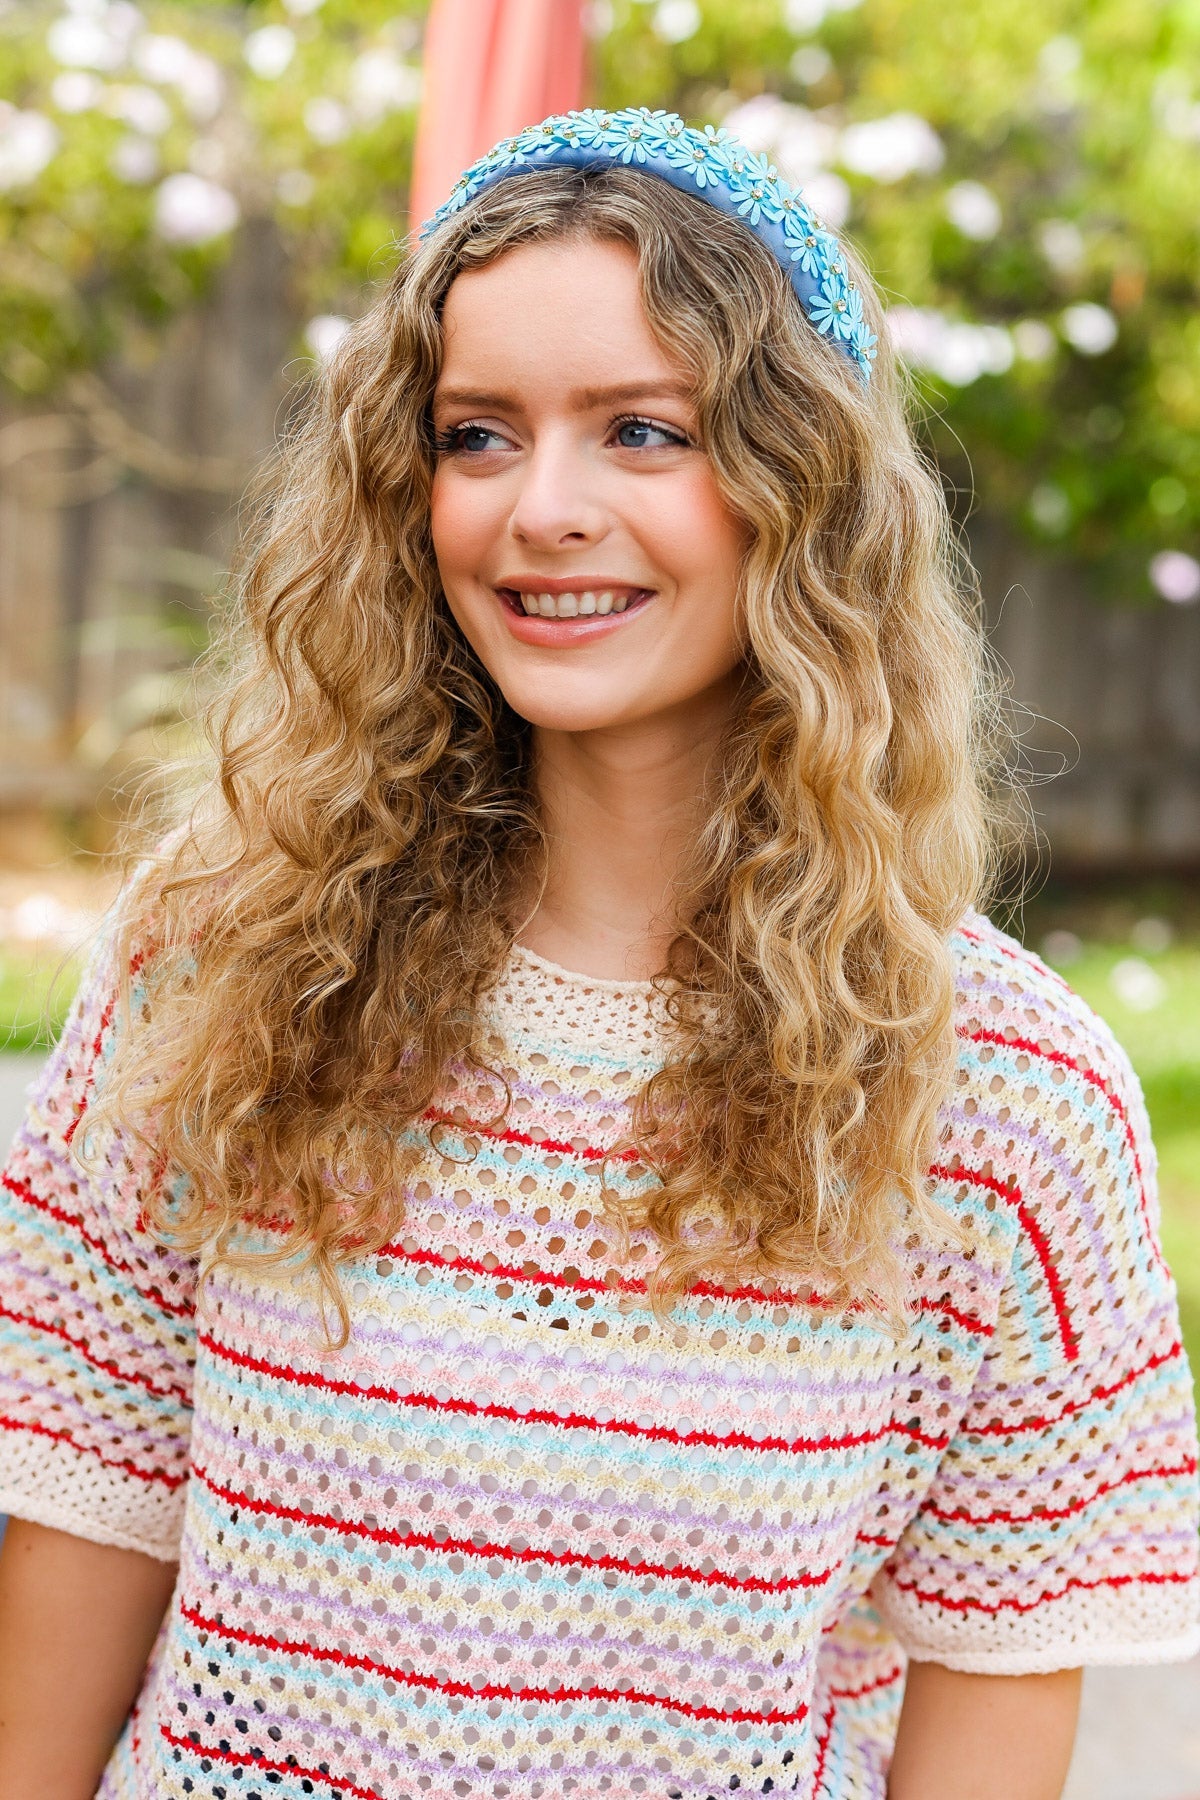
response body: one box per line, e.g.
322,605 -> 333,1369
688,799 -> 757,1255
421,106 -> 873,383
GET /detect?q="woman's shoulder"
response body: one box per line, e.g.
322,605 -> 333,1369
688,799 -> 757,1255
943,910 -> 1167,1353
948,906 -> 1140,1102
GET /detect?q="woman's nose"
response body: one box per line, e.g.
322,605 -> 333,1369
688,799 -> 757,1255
508,437 -> 608,549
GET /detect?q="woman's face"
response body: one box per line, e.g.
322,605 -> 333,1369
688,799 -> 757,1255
429,235 -> 747,738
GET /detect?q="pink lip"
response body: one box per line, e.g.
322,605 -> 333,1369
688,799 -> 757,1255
492,582 -> 656,646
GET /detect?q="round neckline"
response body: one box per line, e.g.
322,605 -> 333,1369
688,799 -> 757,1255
509,938 -> 659,995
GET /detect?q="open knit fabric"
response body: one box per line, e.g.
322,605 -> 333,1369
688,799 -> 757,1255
0,913 -> 1196,1799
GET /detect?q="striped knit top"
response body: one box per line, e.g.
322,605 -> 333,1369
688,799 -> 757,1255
0,912 -> 1196,1800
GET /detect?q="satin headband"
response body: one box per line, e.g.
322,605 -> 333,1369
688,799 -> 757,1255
420,105 -> 876,384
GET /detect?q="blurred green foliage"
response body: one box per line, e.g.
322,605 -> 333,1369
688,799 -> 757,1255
2,0 -> 1199,591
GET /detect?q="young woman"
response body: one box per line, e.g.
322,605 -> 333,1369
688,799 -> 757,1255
0,107 -> 1195,1800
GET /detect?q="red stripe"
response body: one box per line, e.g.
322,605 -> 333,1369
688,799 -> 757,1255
961,1339 -> 1184,1440
961,1024 -> 1164,1269
424,1106 -> 641,1165
828,1664 -> 906,1702
0,1298 -> 191,1405
811,1701 -> 835,1795
923,1457 -> 1199,1527
1,1171 -> 193,1320
159,1725 -> 384,1800
929,1162 -> 1078,1362
0,1410 -> 186,1489
192,1463 -> 837,1595
61,949 -> 147,1147
888,1566 -> 1197,1617
178,1599 -> 809,1726
196,1330 -> 950,1456
377,1237 -> 991,1337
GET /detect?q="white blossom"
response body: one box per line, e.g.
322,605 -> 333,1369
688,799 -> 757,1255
244,25 -> 296,81
153,171 -> 238,245
133,34 -> 223,121
838,111 -> 943,181
722,96 -> 836,183
790,45 -> 832,85
1131,917 -> 1173,954
784,0 -> 860,30
1060,302 -> 1117,355
304,314 -> 351,361
282,0 -> 324,13
277,168 -> 315,206
1039,35 -> 1081,79
1149,550 -> 1200,605
1027,482 -> 1070,534
801,168 -> 850,226
348,50 -> 421,123
1042,929 -> 1082,967
653,0 -> 701,41
1109,957 -> 1166,1012
887,306 -> 1013,384
0,106 -> 60,189
50,70 -> 103,112
1012,318 -> 1056,362
110,132 -> 158,182
304,96 -> 351,144
1037,217 -> 1084,274
105,82 -> 171,134
47,13 -> 127,71
944,179 -> 1001,241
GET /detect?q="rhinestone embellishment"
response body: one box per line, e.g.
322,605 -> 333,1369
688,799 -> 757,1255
421,106 -> 877,380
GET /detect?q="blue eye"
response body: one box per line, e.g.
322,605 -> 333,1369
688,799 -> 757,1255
613,415 -> 687,450
433,423 -> 505,455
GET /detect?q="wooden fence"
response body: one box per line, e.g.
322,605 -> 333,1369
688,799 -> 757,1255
2,224 -> 1198,871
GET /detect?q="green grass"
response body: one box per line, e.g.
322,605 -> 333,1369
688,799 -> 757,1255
0,947 -> 82,1052
2,922 -> 1198,1369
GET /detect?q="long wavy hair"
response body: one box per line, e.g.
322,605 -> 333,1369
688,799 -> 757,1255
87,163 -> 1003,1337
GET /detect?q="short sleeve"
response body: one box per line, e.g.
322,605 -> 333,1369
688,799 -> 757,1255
872,983 -> 1200,1674
0,917 -> 196,1561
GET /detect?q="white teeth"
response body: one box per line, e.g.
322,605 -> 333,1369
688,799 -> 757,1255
514,588 -> 642,618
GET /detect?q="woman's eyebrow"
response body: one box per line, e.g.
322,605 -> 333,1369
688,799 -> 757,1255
432,378 -> 694,411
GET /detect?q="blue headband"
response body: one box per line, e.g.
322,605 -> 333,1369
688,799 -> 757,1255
420,106 -> 876,384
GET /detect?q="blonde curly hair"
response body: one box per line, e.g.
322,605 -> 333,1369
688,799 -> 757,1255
88,164 -> 1003,1337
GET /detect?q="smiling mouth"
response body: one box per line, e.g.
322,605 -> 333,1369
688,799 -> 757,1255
496,586 -> 655,620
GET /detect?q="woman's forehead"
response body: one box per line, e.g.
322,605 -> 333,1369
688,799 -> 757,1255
435,238 -> 689,402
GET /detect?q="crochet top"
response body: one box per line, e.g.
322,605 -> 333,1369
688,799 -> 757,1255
0,913 -> 1196,1800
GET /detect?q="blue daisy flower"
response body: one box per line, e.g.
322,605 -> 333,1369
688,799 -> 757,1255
807,276 -> 853,338
851,314 -> 879,364
662,128 -> 729,189
787,223 -> 839,278
489,137 -> 529,170
600,118 -> 652,163
570,108 -> 615,147
734,181 -> 773,225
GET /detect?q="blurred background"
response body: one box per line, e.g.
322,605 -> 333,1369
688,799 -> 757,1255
0,2 -> 1198,1793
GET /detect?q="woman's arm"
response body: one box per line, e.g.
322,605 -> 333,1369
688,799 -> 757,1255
888,1660 -> 1082,1800
0,1519 -> 177,1800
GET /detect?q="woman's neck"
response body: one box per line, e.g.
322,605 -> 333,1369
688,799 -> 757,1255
518,684 -> 736,982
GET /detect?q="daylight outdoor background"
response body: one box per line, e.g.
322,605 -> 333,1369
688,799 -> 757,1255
1,3 -> 1199,1795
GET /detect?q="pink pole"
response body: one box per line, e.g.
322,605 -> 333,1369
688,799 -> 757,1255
410,0 -> 587,228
